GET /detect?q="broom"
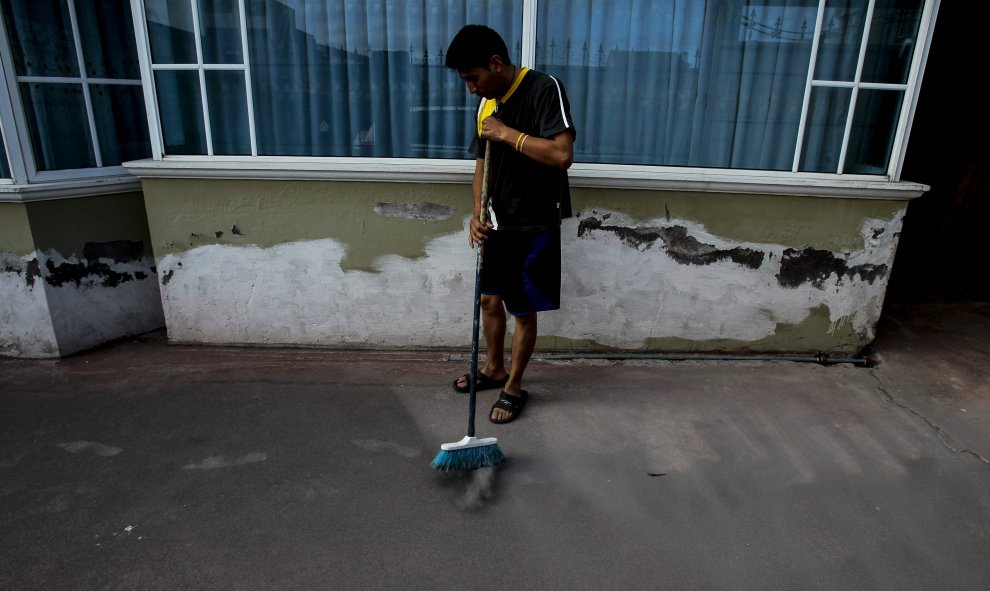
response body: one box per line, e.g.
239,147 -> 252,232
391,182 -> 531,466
431,140 -> 505,472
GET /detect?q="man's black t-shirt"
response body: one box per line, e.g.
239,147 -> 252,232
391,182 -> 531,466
470,69 -> 575,230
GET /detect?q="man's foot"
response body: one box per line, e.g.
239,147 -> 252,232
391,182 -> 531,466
489,390 -> 528,424
452,371 -> 508,393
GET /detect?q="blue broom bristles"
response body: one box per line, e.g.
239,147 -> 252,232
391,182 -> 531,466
430,443 -> 505,472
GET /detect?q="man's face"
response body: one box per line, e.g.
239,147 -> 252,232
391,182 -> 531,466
458,61 -> 501,99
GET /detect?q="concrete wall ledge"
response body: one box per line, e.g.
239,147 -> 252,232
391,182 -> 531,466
123,157 -> 929,201
0,176 -> 142,203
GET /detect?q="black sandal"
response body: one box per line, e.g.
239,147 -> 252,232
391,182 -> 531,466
452,372 -> 508,394
489,390 -> 528,424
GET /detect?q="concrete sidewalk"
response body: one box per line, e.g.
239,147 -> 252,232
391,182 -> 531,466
1,302 -> 988,590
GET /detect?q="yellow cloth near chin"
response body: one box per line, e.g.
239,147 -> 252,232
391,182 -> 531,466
476,67 -> 529,137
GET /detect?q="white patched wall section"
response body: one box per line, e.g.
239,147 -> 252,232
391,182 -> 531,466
0,249 -> 164,358
155,208 -> 905,353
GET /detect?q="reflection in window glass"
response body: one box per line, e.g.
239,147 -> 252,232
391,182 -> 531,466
154,71 -> 207,154
205,71 -> 250,155
200,0 -> 243,64
799,86 -> 852,173
20,83 -> 96,171
243,0 -> 521,157
1,0 -> 78,77
145,0 -> 197,64
861,0 -> 923,85
845,89 -> 903,174
91,84 -> 153,166
76,0 -> 143,79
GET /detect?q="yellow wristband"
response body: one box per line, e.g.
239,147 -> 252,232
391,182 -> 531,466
515,133 -> 527,151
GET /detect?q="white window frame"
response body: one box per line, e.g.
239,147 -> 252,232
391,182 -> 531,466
124,0 -> 938,201
0,0 -> 146,201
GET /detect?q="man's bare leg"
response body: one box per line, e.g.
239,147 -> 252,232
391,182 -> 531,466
454,294 -> 508,390
491,312 -> 537,422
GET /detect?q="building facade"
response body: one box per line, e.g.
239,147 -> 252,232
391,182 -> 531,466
1,0 -> 937,357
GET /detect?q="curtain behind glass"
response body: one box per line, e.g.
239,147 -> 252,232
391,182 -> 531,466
537,0 -> 817,170
244,0 -> 521,158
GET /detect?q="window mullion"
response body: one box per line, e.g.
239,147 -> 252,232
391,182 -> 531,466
237,0 -> 257,156
67,0 -> 102,167
521,0 -> 538,68
0,8 -> 35,181
793,0 -> 828,173
190,0 -> 213,156
130,0 -> 163,160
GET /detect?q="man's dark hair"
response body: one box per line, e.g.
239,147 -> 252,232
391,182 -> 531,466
445,24 -> 511,71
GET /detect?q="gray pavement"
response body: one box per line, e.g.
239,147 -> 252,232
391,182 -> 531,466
1,302 -> 988,590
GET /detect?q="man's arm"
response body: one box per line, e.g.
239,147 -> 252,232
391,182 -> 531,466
480,117 -> 574,170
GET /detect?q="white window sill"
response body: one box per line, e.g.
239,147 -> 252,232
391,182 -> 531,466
122,156 -> 929,201
0,175 -> 143,203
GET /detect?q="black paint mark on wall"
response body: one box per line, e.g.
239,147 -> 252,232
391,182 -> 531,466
777,247 -> 888,289
0,241 -> 153,289
45,259 -> 137,288
2,253 -> 43,287
578,216 -> 765,270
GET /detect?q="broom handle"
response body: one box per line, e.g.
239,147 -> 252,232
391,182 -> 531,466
468,141 -> 492,437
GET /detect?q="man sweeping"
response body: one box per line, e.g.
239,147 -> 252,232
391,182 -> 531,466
446,25 -> 576,424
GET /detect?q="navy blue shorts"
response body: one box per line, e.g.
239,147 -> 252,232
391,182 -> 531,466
480,227 -> 561,316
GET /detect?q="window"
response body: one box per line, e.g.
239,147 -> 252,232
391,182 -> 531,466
537,0 -> 925,175
141,0 -> 522,158
0,0 -> 152,178
131,0 -> 935,180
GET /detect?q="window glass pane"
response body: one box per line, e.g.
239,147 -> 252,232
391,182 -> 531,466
861,0 -> 923,85
799,86 -> 851,173
2,0 -> 79,77
538,0 -> 816,169
19,82 -> 96,171
76,0 -> 142,79
200,0 -> 243,64
205,71 -> 250,154
845,89 -> 902,174
145,0 -> 198,64
0,131 -> 10,178
814,1 -> 866,82
154,71 -> 207,154
91,84 -> 153,165
244,0 -> 521,157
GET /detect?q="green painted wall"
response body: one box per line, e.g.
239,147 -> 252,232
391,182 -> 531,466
141,179 -> 471,272
0,202 -> 34,255
142,178 -> 906,272
25,192 -> 153,258
571,188 -> 906,252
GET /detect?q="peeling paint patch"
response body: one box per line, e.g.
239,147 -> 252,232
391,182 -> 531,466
373,202 -> 454,223
578,216 -> 765,269
777,247 -> 888,289
0,253 -> 43,287
45,259 -> 138,288
38,241 -> 153,288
